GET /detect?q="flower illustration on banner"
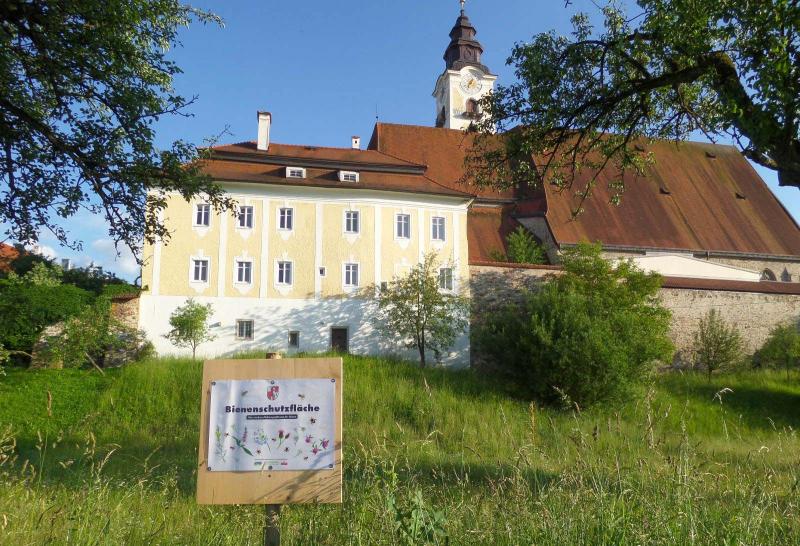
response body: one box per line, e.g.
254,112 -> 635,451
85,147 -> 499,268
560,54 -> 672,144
253,428 -> 270,452
213,426 -> 227,463
228,426 -> 254,457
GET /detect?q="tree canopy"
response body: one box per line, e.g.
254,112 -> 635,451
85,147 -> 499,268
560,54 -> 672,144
0,0 -> 234,256
469,0 -> 800,209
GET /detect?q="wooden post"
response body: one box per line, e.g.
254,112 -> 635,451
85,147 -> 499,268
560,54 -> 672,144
264,504 -> 281,546
264,352 -> 282,546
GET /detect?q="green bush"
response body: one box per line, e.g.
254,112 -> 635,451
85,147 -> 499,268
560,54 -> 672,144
692,309 -> 744,378
754,323 -> 800,378
475,243 -> 673,407
0,280 -> 92,361
506,226 -> 548,264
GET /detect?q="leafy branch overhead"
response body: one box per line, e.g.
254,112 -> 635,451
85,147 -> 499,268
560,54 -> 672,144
467,0 -> 800,211
0,0 -> 235,257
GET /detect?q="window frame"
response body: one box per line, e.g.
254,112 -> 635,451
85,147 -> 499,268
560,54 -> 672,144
276,260 -> 293,286
237,205 -> 254,229
338,170 -> 359,183
288,331 -> 300,349
286,167 -> 306,179
395,213 -> 411,240
236,319 -> 254,340
194,203 -> 211,227
191,258 -> 210,283
431,216 -> 446,241
343,262 -> 360,288
438,267 -> 454,291
235,259 -> 253,285
344,210 -> 360,234
278,207 -> 294,231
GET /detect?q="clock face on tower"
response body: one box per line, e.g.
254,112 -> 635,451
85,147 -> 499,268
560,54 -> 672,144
460,73 -> 482,96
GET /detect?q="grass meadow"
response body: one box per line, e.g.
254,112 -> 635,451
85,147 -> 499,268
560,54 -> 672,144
0,354 -> 799,545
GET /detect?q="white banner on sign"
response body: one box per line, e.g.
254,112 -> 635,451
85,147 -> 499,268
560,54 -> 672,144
207,378 -> 335,472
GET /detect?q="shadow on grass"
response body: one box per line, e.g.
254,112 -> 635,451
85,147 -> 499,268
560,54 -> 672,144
668,378 -> 800,431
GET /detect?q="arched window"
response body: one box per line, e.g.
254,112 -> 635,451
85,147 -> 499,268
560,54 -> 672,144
465,99 -> 478,117
761,268 -> 777,281
781,268 -> 792,282
436,107 -> 446,128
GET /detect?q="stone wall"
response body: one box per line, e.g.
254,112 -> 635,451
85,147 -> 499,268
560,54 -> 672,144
469,263 -> 800,363
111,296 -> 140,329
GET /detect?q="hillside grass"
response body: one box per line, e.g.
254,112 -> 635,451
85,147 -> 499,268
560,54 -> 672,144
0,355 -> 799,544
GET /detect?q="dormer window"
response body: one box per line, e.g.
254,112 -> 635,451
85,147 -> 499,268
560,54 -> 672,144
338,170 -> 359,183
286,167 -> 306,179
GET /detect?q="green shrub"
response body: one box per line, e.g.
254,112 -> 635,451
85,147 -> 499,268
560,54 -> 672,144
475,243 -> 673,407
754,323 -> 800,378
506,226 -> 548,264
692,309 -> 744,378
0,279 -> 92,361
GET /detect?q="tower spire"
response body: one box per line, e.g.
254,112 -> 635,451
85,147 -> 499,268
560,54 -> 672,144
460,0 -> 465,13
443,2 -> 489,73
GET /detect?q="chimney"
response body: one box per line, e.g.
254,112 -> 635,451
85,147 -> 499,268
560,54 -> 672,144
351,136 -> 361,150
257,111 -> 271,151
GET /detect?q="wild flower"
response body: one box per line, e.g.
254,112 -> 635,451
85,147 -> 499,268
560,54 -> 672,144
305,435 -> 313,443
321,439 -> 329,449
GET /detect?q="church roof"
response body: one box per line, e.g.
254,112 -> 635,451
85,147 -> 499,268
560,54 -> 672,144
443,8 -> 490,73
369,122 -> 800,259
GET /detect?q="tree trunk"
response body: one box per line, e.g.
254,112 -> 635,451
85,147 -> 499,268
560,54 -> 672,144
192,344 -> 197,360
419,335 -> 426,368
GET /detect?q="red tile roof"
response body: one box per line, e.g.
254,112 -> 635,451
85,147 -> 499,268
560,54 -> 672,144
202,157 -> 471,198
541,140 -> 800,257
371,123 -> 800,258
467,206 -> 521,262
0,243 -> 19,272
369,123 -> 515,201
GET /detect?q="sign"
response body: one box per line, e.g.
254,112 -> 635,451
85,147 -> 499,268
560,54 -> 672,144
207,378 -> 336,472
196,358 -> 342,505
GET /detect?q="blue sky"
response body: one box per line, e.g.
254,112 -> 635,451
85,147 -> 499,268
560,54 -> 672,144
26,0 -> 800,280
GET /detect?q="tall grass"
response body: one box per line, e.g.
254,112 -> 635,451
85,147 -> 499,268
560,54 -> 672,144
0,356 -> 798,544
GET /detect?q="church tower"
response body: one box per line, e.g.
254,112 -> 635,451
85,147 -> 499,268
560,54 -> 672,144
433,2 -> 497,130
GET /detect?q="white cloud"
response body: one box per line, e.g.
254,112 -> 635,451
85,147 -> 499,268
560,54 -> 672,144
90,239 -> 140,279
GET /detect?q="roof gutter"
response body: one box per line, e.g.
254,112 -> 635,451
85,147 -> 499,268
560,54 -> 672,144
557,242 -> 800,263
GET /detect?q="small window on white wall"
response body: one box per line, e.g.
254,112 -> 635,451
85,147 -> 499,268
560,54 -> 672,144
344,263 -> 359,287
192,259 -> 209,282
279,208 -> 294,230
396,214 -> 411,239
236,260 -> 252,284
438,267 -> 453,291
345,211 -> 360,234
194,204 -> 210,227
236,319 -> 254,340
277,261 -> 293,285
288,331 -> 299,349
432,216 -> 446,241
238,206 -> 254,228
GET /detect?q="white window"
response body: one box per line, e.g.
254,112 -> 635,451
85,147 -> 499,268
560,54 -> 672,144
236,260 -> 252,284
279,207 -> 293,230
432,216 -> 446,241
396,214 -> 411,239
277,261 -> 293,285
288,331 -> 299,349
236,319 -> 254,340
238,206 -> 254,228
286,167 -> 306,179
192,259 -> 209,283
344,263 -> 359,287
345,210 -> 360,234
338,170 -> 359,183
439,267 -> 453,291
194,204 -> 210,227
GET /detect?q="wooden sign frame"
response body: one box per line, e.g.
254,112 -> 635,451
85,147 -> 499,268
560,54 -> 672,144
196,358 -> 343,505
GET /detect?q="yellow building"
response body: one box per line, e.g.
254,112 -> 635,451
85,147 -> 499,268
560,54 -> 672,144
139,115 -> 473,364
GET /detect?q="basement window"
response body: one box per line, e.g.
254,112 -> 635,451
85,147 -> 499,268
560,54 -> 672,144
286,167 -> 307,179
338,170 -> 359,183
236,320 -> 254,340
288,331 -> 300,349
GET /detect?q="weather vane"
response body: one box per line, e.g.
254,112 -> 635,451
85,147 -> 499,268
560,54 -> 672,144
460,0 -> 466,11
